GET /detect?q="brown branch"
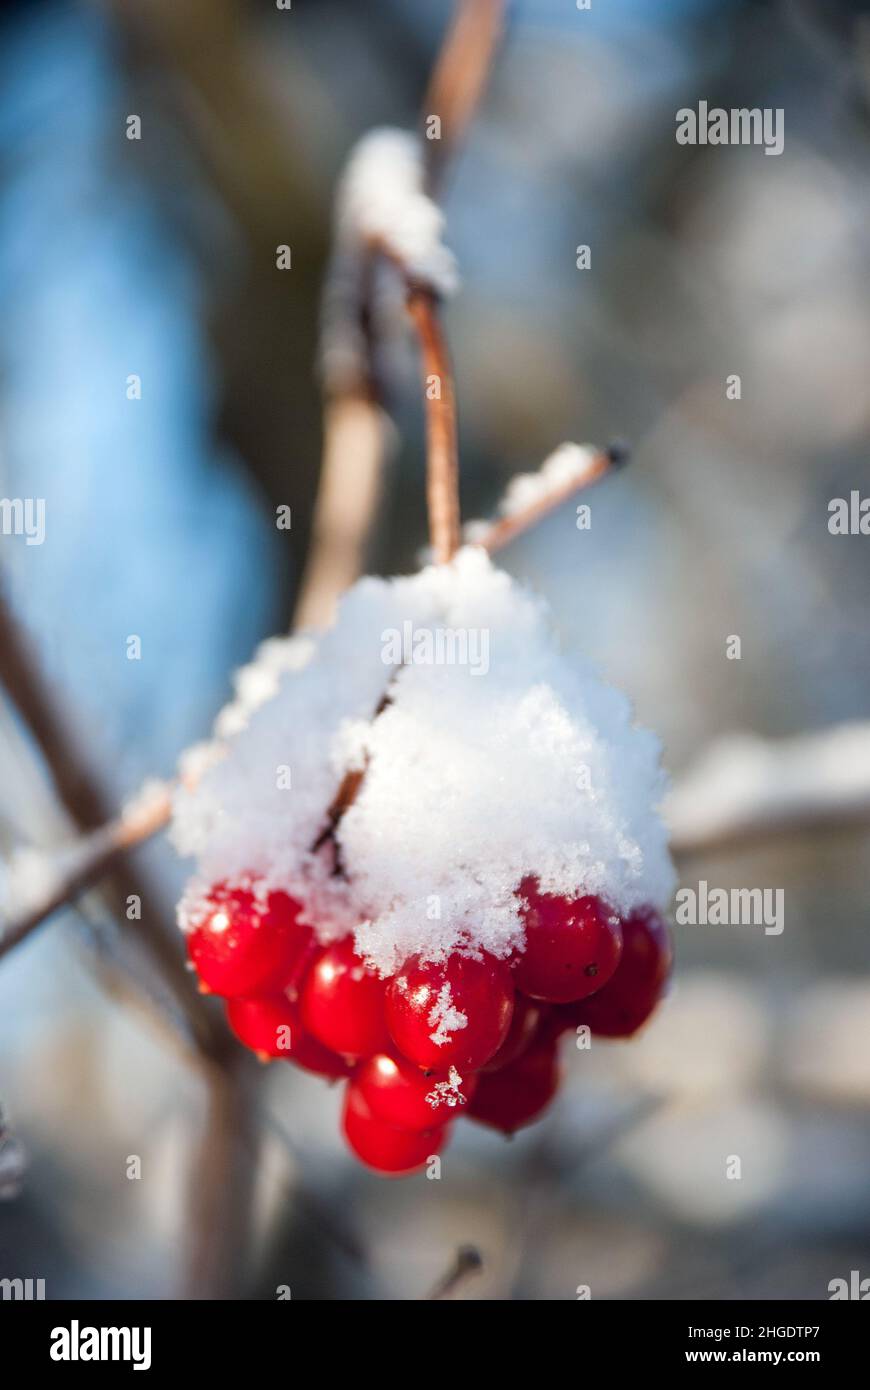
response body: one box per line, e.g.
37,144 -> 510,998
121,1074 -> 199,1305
292,391 -> 390,631
475,443 -> 627,555
407,287 -> 462,564
183,1053 -> 259,1299
423,0 -> 507,192
0,591 -> 227,1056
426,1244 -> 483,1300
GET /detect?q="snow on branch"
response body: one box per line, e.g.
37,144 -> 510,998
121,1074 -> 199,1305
465,441 -> 627,553
0,780 -> 173,959
0,1105 -> 27,1200
666,723 -> 870,854
336,128 -> 458,297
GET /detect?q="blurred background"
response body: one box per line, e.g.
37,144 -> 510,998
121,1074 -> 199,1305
1,0 -> 870,1299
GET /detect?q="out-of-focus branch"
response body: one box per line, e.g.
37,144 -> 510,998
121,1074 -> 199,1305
292,393 -> 391,631
0,590 -> 226,1059
0,783 -> 172,960
423,0 -> 506,191
427,1244 -> 483,1300
667,723 -> 870,856
467,442 -> 627,554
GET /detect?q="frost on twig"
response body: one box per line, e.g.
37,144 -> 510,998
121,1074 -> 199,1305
0,780 -> 173,956
667,723 -> 870,855
320,128 -> 458,397
464,441 -> 626,554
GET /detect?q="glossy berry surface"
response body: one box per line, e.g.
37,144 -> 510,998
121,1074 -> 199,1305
386,952 -> 514,1071
469,1038 -> 561,1134
186,884 -> 311,999
512,878 -> 623,1003
560,905 -> 672,1038
226,995 -> 350,1077
342,1083 -> 447,1175
355,1051 -> 477,1131
300,938 -> 391,1060
481,992 -> 542,1072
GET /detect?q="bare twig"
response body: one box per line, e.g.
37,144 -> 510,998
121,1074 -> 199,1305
406,286 -> 462,564
292,392 -> 391,631
423,0 -> 506,191
184,1055 -> 259,1299
0,785 -> 173,961
427,1244 -> 483,1300
0,1105 -> 27,1201
472,443 -> 627,555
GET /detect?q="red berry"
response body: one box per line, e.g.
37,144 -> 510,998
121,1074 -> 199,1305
226,994 -> 350,1077
481,993 -> 542,1072
186,883 -> 311,998
559,905 -> 672,1038
342,1083 -> 447,1175
386,952 -> 514,1071
512,878 -> 622,1003
468,1038 -> 561,1135
355,1051 -> 477,1131
300,938 -> 390,1060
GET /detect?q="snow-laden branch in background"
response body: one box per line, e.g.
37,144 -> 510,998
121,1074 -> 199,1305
465,441 -> 628,553
0,780 -> 173,959
666,722 -> 870,854
336,128 -> 458,296
0,440 -> 639,957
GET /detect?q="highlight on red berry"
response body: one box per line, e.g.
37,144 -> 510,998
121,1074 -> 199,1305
300,938 -> 391,1061
185,882 -> 312,999
342,1082 -> 448,1176
385,951 -> 515,1071
356,1051 -> 477,1131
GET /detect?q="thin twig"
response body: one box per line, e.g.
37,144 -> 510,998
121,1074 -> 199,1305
474,443 -> 627,554
406,286 -> 462,564
422,0 -> 506,192
427,1244 -> 483,1300
0,786 -> 172,960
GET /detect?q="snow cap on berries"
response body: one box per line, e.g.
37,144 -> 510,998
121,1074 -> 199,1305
172,548 -> 675,974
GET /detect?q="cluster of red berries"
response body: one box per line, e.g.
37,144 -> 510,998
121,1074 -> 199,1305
186,877 -> 672,1176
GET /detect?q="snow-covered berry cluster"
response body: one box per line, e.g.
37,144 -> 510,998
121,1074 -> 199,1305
173,549 -> 675,1175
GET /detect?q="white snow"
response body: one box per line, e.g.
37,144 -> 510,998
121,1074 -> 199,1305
172,548 -> 675,974
463,443 -> 602,545
427,983 -> 468,1047
425,1066 -> 471,1110
334,128 -> 458,296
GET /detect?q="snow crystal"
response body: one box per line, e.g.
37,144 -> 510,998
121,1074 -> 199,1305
496,442 -> 599,519
171,548 -> 675,973
334,128 -> 458,296
427,983 -> 468,1047
425,1067 -> 471,1110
